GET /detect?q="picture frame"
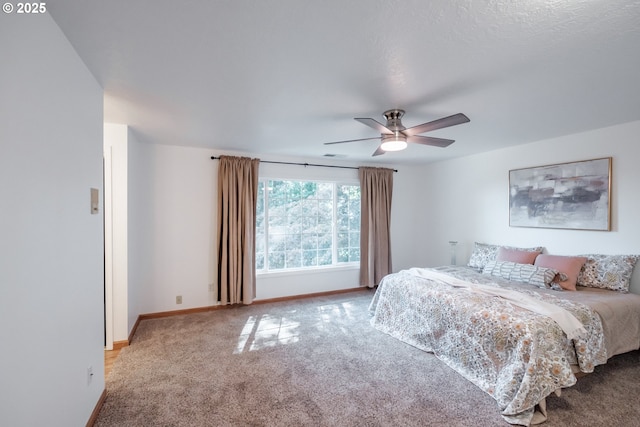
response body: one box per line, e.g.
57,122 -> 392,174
509,157 -> 611,231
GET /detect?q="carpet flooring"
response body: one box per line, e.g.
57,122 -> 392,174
96,289 -> 640,426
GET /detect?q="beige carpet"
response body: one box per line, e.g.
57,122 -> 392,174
96,290 -> 640,426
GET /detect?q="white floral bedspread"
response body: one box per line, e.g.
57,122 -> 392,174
369,266 -> 607,426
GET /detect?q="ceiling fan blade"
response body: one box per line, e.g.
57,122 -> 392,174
372,146 -> 386,156
407,135 -> 455,147
324,137 -> 381,145
355,117 -> 393,134
403,113 -> 470,136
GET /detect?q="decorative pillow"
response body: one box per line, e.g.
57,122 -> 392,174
534,255 -> 587,291
468,243 -> 499,270
482,260 -> 564,289
496,247 -> 540,265
577,254 -> 639,292
468,242 -> 543,271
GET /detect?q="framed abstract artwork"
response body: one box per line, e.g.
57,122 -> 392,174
509,157 -> 611,231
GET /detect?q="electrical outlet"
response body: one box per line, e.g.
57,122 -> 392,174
176,295 -> 182,304
87,366 -> 94,385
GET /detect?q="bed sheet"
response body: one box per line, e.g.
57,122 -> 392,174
369,266 -> 612,425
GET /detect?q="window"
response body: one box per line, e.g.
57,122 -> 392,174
256,179 -> 360,272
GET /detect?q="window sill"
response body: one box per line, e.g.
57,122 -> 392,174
257,263 -> 359,279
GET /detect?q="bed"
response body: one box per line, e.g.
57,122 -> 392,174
369,257 -> 640,426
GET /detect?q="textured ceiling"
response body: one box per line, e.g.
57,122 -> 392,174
49,0 -> 640,164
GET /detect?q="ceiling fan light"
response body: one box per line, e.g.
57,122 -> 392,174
380,136 -> 408,151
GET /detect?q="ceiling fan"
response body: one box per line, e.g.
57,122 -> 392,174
325,109 -> 470,156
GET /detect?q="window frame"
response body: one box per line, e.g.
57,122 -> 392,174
256,177 -> 360,275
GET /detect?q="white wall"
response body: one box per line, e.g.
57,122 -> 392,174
127,143 -> 216,316
124,119 -> 640,326
419,120 -> 640,293
0,13 -> 104,427
125,143 -> 414,318
127,128 -> 146,334
388,164 -> 435,271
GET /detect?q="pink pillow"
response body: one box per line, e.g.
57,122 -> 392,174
496,247 -> 540,265
534,255 -> 587,291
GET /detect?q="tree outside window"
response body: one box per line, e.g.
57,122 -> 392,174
256,179 -> 360,272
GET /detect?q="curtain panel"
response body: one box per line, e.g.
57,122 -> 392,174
217,155 -> 260,305
359,166 -> 393,288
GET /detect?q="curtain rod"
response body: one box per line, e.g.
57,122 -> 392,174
210,156 -> 398,172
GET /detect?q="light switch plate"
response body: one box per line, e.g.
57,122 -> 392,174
90,188 -> 99,214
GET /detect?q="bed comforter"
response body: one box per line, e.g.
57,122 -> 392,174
369,266 -> 608,425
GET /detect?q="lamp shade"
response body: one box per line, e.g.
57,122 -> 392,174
380,135 -> 408,151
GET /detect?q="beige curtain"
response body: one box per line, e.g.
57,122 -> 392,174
359,167 -> 394,288
217,155 -> 260,305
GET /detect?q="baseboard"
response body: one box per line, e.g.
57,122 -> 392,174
85,388 -> 106,427
131,287 -> 369,338
112,340 -> 129,350
253,286 -> 368,305
138,303 -> 231,321
128,317 -> 141,344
